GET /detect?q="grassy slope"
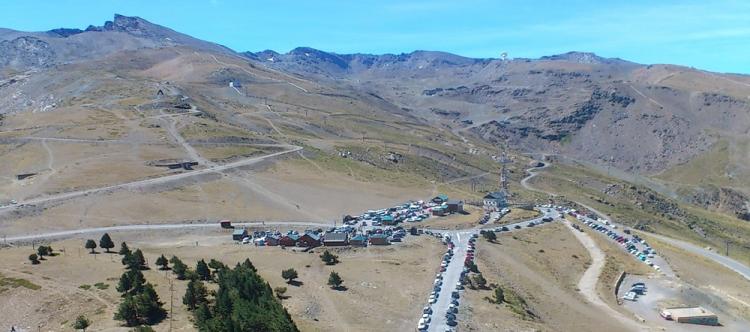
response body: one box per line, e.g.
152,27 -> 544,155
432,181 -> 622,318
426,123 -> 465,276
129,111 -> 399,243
531,162 -> 750,266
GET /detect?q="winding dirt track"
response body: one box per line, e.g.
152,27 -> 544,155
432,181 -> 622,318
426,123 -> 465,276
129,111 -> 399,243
521,162 -> 750,281
562,220 -> 647,331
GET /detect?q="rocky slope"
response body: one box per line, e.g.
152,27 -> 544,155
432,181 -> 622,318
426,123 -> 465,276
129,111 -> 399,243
1,15 -> 749,219
245,48 -> 750,218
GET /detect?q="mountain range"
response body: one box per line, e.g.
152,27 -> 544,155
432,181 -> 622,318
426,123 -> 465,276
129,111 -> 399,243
2,14 -> 749,219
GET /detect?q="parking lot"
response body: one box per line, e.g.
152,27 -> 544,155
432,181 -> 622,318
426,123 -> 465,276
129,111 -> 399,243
569,210 -> 675,277
417,206 -> 559,331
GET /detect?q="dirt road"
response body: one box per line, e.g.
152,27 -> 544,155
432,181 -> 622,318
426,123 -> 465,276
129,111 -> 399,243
4,220 -> 332,243
522,163 -> 750,282
0,144 -> 301,213
562,220 -> 647,331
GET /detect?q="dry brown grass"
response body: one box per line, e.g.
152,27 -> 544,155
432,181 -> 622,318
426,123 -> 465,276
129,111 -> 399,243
645,235 -> 750,319
0,232 -> 443,332
567,217 -> 652,310
420,205 -> 482,230
495,208 -> 542,225
460,223 -> 632,332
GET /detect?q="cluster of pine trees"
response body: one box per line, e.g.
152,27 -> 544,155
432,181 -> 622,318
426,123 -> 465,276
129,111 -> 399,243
188,259 -> 299,332
114,243 -> 166,327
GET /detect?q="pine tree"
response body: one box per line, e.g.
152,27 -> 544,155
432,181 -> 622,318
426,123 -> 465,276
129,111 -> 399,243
483,231 -> 497,242
116,270 -> 145,296
327,271 -> 343,289
208,259 -> 226,271
241,258 -> 257,272
320,250 -> 339,265
85,239 -> 97,254
116,271 -> 133,294
192,259 -> 299,331
114,295 -> 139,326
29,253 -> 40,265
37,246 -> 48,259
123,249 -> 147,270
183,279 -> 208,310
114,283 -> 165,326
119,242 -> 131,256
155,255 -> 169,270
132,249 -> 147,270
99,233 -> 115,253
171,256 -> 188,280
196,259 -> 211,281
194,302 -> 212,323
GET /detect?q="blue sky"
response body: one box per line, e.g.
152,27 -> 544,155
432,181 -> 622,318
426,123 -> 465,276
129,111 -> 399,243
1,0 -> 748,73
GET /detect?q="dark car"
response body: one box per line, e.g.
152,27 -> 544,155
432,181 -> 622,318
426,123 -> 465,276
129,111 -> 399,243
514,225 -> 522,229
501,226 -> 509,231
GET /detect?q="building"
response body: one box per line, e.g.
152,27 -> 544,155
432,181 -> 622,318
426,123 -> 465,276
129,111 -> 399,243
483,191 -> 507,211
432,194 -> 449,204
661,307 -> 718,326
298,233 -> 322,247
279,234 -> 300,247
232,229 -> 248,241
369,234 -> 390,245
446,200 -> 464,213
323,233 -> 349,246
350,234 -> 368,246
432,206 -> 447,216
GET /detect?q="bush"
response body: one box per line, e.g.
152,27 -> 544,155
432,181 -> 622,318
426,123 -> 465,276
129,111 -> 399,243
274,286 -> 288,299
72,315 -> 90,331
28,253 -> 40,265
281,268 -> 298,283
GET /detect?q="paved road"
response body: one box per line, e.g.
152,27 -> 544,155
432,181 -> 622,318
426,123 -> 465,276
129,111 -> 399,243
0,144 -> 301,213
646,233 -> 750,281
521,163 -> 750,281
427,230 -> 472,332
3,221 -> 333,243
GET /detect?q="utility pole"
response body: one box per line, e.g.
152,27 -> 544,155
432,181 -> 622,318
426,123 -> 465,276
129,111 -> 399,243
169,277 -> 174,332
725,240 -> 731,257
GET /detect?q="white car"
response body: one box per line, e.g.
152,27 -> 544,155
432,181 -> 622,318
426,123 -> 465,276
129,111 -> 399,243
429,295 -> 436,304
622,291 -> 637,301
422,314 -> 431,323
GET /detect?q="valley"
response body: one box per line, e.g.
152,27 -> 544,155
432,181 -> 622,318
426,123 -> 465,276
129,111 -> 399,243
0,13 -> 748,332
